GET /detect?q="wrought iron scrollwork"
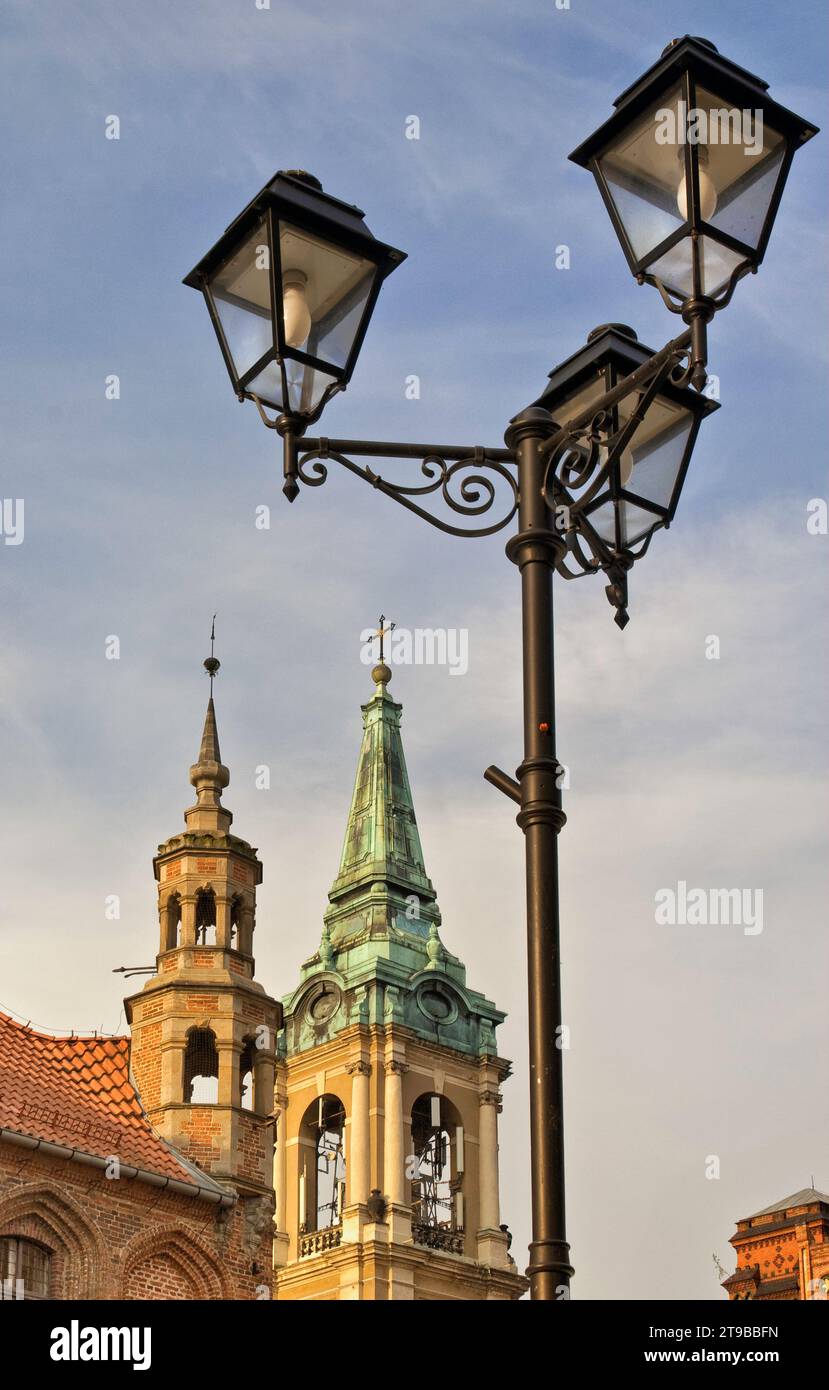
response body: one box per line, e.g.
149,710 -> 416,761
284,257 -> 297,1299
539,340 -> 694,626
294,440 -> 520,539
251,395 -> 517,537
252,321 -> 704,626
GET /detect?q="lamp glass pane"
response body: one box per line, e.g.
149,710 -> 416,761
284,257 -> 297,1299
278,223 -> 377,370
648,233 -> 747,298
209,218 -> 274,380
284,360 -> 339,415
694,88 -> 787,250
550,372 -> 608,427
621,502 -> 664,545
584,500 -> 618,544
245,360 -> 285,411
597,85 -> 687,263
624,397 -> 694,510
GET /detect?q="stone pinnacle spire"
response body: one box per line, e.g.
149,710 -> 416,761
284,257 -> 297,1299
185,636 -> 231,834
197,696 -> 223,765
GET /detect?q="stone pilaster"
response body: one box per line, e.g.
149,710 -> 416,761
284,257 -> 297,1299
342,1058 -> 372,1242
384,1057 -> 411,1244
477,1085 -> 510,1269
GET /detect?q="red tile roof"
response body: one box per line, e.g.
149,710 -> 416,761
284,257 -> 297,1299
0,1010 -> 212,1190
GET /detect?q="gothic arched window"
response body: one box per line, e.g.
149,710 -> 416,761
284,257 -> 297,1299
0,1237 -> 51,1300
239,1038 -> 256,1112
195,889 -> 216,946
164,893 -> 182,951
183,1027 -> 219,1103
299,1096 -> 346,1235
230,895 -> 243,950
410,1093 -> 465,1249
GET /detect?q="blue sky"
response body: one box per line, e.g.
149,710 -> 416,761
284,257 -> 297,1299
2,0 -> 827,1300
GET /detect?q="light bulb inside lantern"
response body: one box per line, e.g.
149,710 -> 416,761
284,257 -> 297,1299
282,270 -> 312,348
676,162 -> 718,221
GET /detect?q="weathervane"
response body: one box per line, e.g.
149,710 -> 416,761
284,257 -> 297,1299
204,614 -> 220,693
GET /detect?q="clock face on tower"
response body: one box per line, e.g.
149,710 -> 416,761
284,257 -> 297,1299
307,983 -> 341,1025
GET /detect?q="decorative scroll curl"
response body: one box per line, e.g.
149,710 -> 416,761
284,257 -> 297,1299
295,444 -> 519,539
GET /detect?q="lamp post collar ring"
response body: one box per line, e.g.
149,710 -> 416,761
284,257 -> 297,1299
504,406 -> 558,452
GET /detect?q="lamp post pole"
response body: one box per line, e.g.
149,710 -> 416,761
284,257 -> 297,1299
506,408 -> 572,1300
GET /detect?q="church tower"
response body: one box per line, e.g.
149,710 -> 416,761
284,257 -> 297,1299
273,658 -> 527,1300
125,653 -> 281,1199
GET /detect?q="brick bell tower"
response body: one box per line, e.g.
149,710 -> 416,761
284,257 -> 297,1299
273,656 -> 527,1300
125,646 -> 281,1198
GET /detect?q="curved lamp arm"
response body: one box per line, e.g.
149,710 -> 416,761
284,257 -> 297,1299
251,322 -> 706,624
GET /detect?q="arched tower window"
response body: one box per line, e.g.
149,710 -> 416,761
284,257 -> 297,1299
230,895 -> 243,950
299,1096 -> 346,1235
239,1038 -> 256,1112
164,893 -> 182,951
195,889 -> 216,946
411,1093 -> 465,1250
184,1027 -> 219,1103
0,1237 -> 51,1300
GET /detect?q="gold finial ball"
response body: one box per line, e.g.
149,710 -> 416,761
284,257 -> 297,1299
372,662 -> 392,686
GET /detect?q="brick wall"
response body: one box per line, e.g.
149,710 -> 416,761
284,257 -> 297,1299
124,1250 -> 198,1300
236,1113 -> 267,1186
0,1141 -> 274,1301
130,1021 -> 163,1110
176,1105 -> 224,1171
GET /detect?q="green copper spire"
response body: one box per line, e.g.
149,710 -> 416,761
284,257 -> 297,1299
279,658 -> 507,1062
326,659 -> 436,930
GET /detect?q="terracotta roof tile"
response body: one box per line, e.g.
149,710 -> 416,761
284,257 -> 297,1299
0,1010 -> 207,1189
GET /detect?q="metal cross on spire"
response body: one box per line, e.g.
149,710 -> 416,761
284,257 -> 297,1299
204,614 -> 220,693
364,613 -> 395,664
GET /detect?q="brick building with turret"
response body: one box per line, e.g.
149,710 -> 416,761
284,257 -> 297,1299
0,684 -> 280,1300
722,1188 -> 829,1301
0,657 -> 524,1300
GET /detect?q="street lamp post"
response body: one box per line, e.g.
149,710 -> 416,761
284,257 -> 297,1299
504,407 -> 571,1301
185,37 -> 817,1300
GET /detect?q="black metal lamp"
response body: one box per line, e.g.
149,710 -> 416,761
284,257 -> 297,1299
535,323 -> 718,555
569,37 -> 818,385
184,170 -> 406,425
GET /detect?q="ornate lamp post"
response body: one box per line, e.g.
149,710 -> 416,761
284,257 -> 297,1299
185,38 -> 817,1301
